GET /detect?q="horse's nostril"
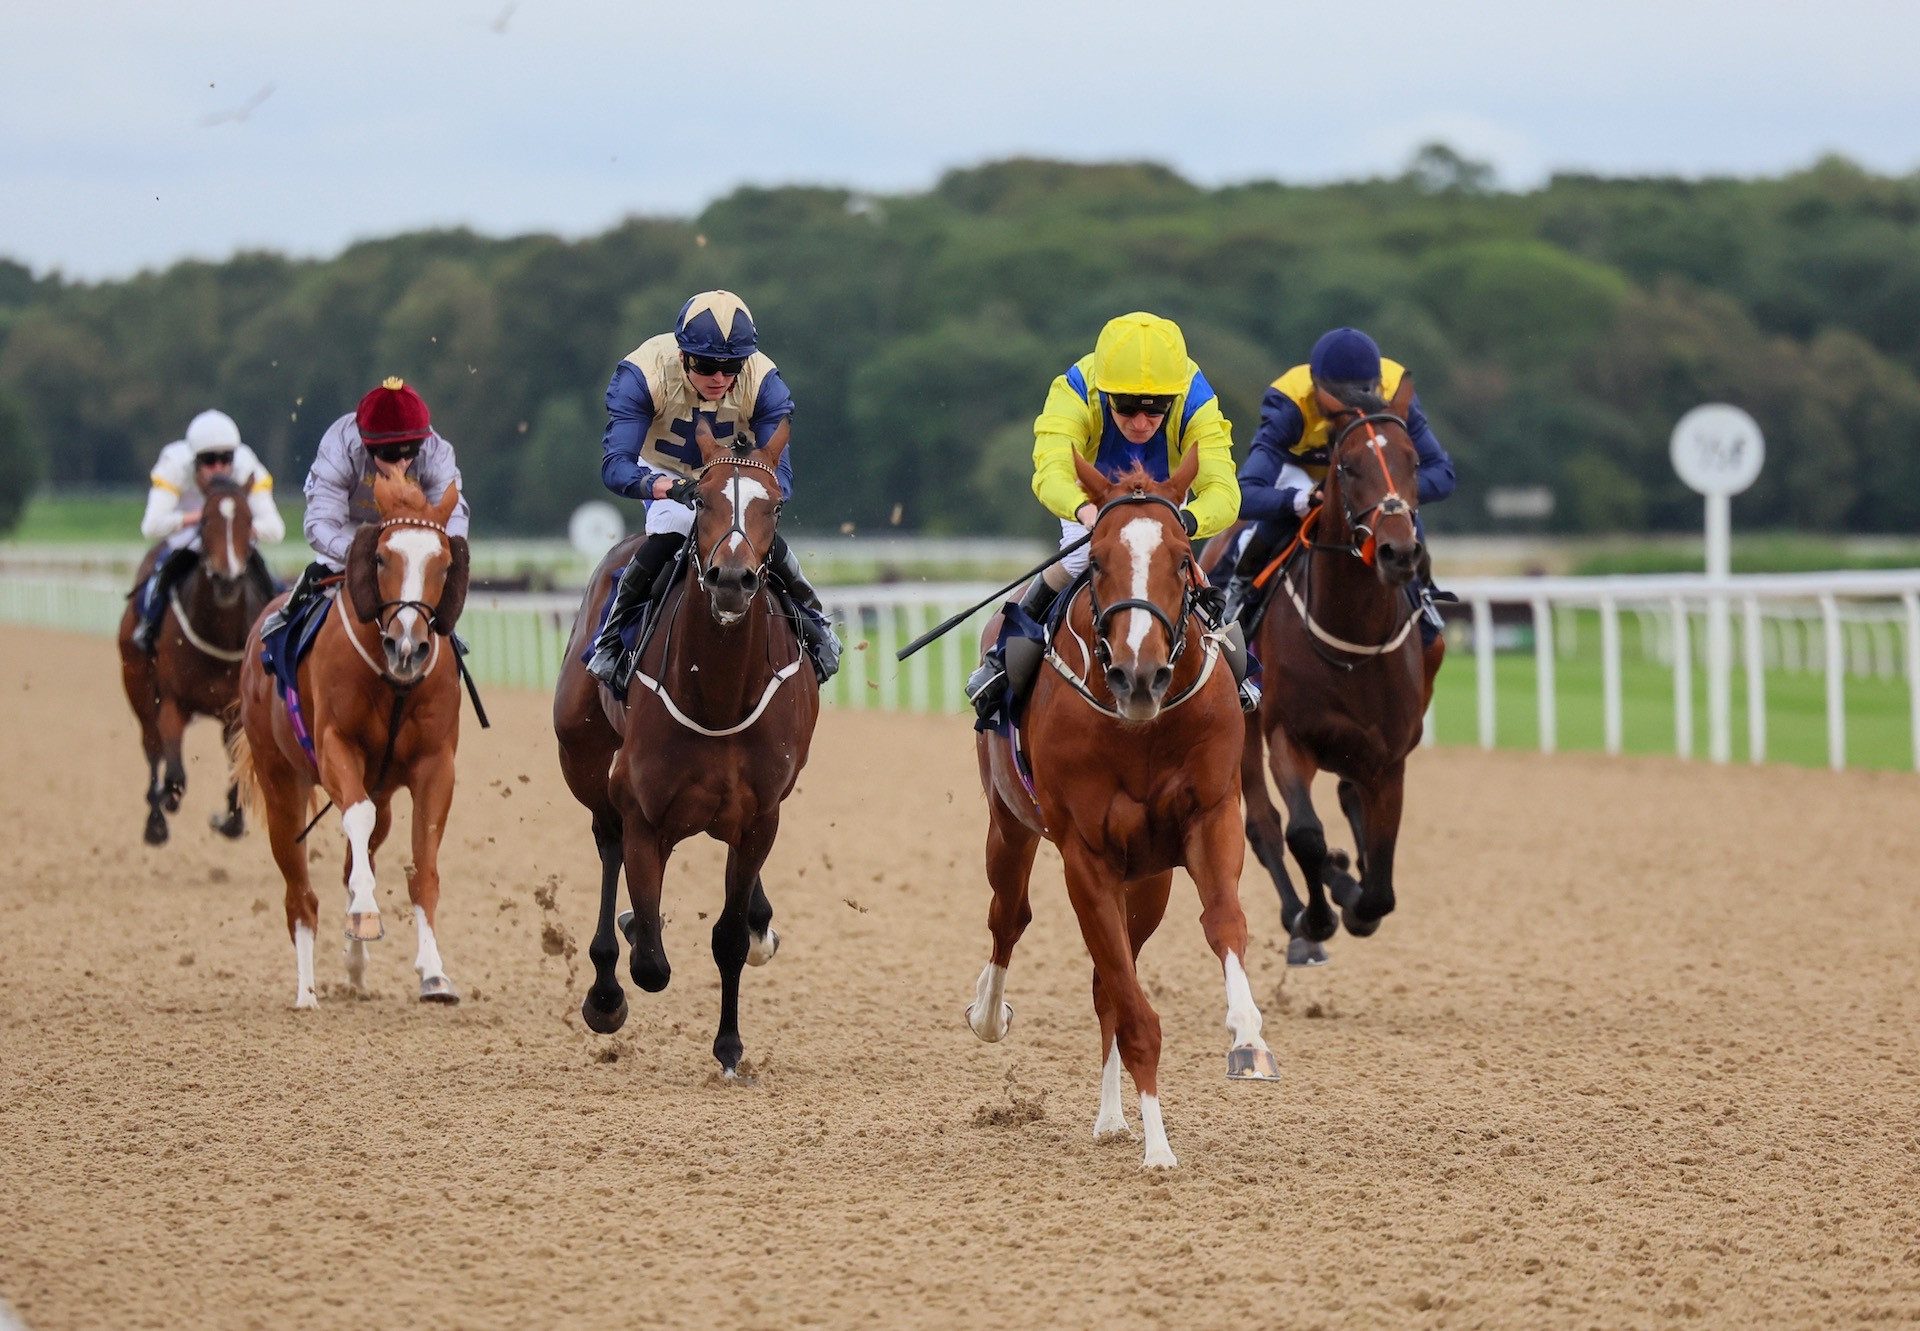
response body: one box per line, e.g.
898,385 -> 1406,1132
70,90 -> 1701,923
1105,666 -> 1130,696
703,567 -> 721,586
1151,665 -> 1173,694
740,571 -> 760,594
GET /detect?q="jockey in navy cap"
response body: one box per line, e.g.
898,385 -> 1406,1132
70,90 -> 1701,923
587,290 -> 839,689
1218,327 -> 1456,634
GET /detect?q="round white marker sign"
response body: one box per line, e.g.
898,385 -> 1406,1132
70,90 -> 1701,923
568,500 -> 625,558
1671,404 -> 1764,497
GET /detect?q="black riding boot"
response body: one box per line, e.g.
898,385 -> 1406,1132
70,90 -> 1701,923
966,577 -> 1061,726
131,546 -> 201,655
1222,515 -> 1297,630
259,559 -> 333,639
587,533 -> 685,688
769,535 -> 841,683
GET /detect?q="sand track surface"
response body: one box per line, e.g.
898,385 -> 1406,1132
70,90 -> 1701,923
0,623 -> 1914,1329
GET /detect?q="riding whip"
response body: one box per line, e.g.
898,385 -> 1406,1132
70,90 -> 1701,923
894,533 -> 1090,661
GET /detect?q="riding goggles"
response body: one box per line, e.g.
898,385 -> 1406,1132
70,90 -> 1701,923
685,354 -> 747,377
195,450 -> 236,467
368,440 -> 423,463
1110,393 -> 1174,419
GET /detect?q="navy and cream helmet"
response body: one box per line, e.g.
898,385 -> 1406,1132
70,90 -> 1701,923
673,290 -> 759,359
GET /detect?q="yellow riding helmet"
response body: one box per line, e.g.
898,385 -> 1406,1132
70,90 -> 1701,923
1091,312 -> 1189,396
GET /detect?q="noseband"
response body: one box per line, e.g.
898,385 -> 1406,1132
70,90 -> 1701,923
1085,490 -> 1196,672
364,515 -> 450,632
1325,412 -> 1415,567
688,453 -> 783,589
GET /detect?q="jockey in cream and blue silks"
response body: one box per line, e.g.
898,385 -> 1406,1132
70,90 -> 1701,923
587,290 -> 840,688
1220,326 -> 1457,633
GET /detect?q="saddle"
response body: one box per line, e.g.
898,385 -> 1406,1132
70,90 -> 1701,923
971,573 -> 1088,736
258,582 -> 338,766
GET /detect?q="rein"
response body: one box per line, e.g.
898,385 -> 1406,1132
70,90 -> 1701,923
687,453 -> 782,587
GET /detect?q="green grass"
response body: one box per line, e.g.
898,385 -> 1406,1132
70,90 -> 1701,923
1426,610 -> 1916,772
1571,534 -> 1920,576
9,492 -> 149,543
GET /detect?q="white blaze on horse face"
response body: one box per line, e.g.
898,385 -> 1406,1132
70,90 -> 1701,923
294,921 -> 317,1009
1119,517 -> 1163,659
724,475 -> 774,557
1139,1094 -> 1177,1169
1222,952 -> 1268,1051
1094,1038 -> 1129,1139
341,800 -> 379,919
386,528 -> 441,642
217,496 -> 241,578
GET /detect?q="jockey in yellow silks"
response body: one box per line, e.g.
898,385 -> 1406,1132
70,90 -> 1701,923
968,313 -> 1256,720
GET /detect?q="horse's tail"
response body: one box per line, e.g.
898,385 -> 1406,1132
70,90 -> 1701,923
226,725 -> 261,815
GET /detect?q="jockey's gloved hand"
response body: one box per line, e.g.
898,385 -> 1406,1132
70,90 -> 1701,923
664,477 -> 700,506
1178,508 -> 1198,538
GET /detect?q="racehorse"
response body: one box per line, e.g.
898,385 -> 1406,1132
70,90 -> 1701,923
118,475 -> 270,846
553,419 -> 818,1076
1207,378 -> 1444,967
230,465 -> 470,1008
967,449 -> 1279,1170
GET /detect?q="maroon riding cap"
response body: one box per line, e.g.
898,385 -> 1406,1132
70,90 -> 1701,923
356,376 -> 432,446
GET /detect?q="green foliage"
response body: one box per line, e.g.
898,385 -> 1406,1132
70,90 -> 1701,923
6,152 -> 1920,538
0,391 -> 42,532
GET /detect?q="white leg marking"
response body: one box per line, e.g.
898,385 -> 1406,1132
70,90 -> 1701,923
1119,517 -> 1163,657
967,961 -> 1012,1041
341,800 -> 379,919
294,921 -> 317,1009
1140,1093 -> 1177,1169
344,938 -> 369,991
746,924 -> 779,966
1223,952 -> 1269,1050
414,913 -> 446,981
1094,1039 -> 1129,1139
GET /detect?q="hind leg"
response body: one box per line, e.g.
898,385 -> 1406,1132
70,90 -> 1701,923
260,776 -> 321,1008
157,698 -> 188,814
1244,713 -> 1316,963
1186,804 -> 1282,1080
1343,766 -> 1404,936
1270,728 -> 1338,949
580,814 -> 629,1033
405,755 -> 459,1003
712,816 -> 779,1075
967,786 -> 1038,1043
209,711 -> 247,839
1091,871 -> 1174,1140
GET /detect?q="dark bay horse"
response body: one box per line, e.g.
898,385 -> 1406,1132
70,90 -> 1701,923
553,419 -> 818,1076
968,450 -> 1278,1170
1215,378 -> 1444,967
118,476 -> 270,845
231,467 -> 470,1008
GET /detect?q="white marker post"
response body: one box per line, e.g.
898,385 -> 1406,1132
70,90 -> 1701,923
1670,405 -> 1765,764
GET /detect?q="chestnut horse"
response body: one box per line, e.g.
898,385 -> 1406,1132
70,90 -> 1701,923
968,450 -> 1278,1170
553,420 -> 818,1075
118,476 -> 270,846
1215,379 -> 1444,967
231,467 -> 470,1008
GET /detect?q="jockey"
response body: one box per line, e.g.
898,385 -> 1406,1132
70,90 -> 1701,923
969,311 -> 1255,717
586,289 -> 840,688
261,377 -> 470,636
1220,327 -> 1457,628
130,409 -> 285,654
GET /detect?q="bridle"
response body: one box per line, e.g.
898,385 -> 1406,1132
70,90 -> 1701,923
687,452 -> 783,588
1318,412 -> 1416,568
1084,490 -> 1198,676
339,514 -> 449,683
360,514 -> 453,634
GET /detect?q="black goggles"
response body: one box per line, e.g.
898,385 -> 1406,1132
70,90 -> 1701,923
685,354 -> 747,377
1110,393 -> 1174,419
195,450 -> 236,467
368,440 -> 423,463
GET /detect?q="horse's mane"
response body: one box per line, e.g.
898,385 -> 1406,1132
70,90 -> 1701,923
1103,461 -> 1159,494
1324,382 -> 1391,415
371,467 -> 436,520
202,474 -> 247,501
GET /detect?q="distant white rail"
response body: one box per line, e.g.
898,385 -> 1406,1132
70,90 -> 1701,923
5,568 -> 1916,773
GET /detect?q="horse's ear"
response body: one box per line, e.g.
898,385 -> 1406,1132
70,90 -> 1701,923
694,415 -> 722,466
345,526 -> 382,622
757,416 -> 791,473
432,536 -> 469,635
1071,452 -> 1111,509
431,481 -> 460,528
1313,384 -> 1348,418
1165,444 -> 1201,502
1389,372 -> 1415,418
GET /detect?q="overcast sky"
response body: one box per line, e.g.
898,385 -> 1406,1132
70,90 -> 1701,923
4,0 -> 1916,280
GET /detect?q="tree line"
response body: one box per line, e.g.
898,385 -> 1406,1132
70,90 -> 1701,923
3,147 -> 1918,539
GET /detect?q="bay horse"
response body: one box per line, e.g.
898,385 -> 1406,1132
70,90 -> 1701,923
1221,378 -> 1444,967
230,466 -> 470,1008
117,475 -> 270,846
968,449 -> 1278,1170
553,419 -> 818,1076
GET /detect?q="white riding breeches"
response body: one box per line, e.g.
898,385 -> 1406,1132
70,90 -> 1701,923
645,497 -> 696,537
1057,518 -> 1092,576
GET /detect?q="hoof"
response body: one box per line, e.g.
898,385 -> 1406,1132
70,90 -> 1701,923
580,989 -> 628,1034
143,816 -> 169,847
965,1000 -> 1015,1043
419,975 -> 460,1004
208,810 -> 245,839
1226,1045 -> 1282,1081
617,909 -> 634,943
746,927 -> 779,967
1295,906 -> 1338,945
345,912 -> 384,942
294,989 -> 318,1010
1341,906 -> 1382,938
1286,935 -> 1330,967
1141,1147 -> 1179,1170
